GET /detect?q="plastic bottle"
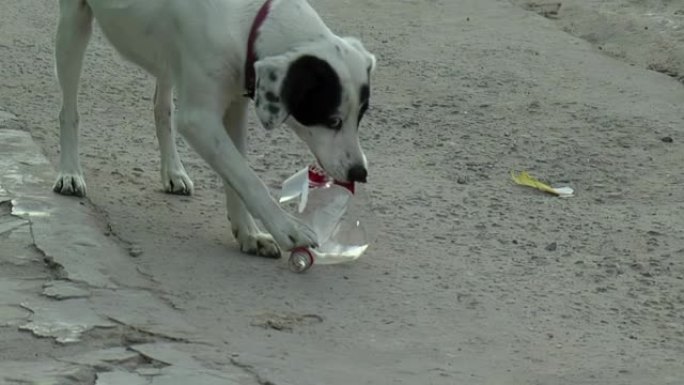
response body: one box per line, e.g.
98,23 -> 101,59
279,164 -> 369,273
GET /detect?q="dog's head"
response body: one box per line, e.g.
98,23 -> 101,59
253,36 -> 376,183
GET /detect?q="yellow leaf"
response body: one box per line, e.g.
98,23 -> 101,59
511,170 -> 561,196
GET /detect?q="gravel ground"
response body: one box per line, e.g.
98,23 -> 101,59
1,0 -> 683,384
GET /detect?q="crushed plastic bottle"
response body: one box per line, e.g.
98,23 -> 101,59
279,164 -> 369,273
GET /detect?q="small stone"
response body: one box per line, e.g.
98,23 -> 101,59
661,136 -> 673,143
457,176 -> 468,184
545,242 -> 557,251
129,246 -> 143,257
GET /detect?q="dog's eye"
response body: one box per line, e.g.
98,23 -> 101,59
327,117 -> 343,130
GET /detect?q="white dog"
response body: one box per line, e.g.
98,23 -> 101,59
53,0 -> 376,258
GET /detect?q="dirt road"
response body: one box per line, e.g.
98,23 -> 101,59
1,0 -> 683,384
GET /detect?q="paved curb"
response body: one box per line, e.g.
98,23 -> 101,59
0,127 -> 145,288
0,113 -> 254,384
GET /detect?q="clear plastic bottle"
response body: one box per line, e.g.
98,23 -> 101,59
280,164 -> 369,273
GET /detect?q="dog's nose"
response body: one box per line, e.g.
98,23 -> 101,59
347,165 -> 368,183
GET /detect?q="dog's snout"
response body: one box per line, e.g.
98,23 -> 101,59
347,164 -> 368,183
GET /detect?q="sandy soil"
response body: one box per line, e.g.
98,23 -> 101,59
1,0 -> 683,384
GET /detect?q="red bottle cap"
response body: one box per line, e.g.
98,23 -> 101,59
308,164 -> 355,194
308,164 -> 330,186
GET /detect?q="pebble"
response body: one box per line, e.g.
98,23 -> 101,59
129,246 -> 143,257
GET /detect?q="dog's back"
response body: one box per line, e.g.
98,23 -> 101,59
84,0 -> 250,78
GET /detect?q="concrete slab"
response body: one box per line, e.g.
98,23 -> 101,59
0,129 -> 148,289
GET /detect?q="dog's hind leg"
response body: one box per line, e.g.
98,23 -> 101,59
222,99 -> 280,258
153,80 -> 193,195
53,0 -> 93,197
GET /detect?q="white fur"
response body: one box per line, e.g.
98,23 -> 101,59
53,0 -> 375,258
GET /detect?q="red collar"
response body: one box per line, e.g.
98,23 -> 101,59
244,0 -> 273,99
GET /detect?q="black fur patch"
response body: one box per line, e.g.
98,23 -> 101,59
360,84 -> 370,102
281,55 -> 342,127
268,104 -> 280,115
358,84 -> 370,125
265,91 -> 279,102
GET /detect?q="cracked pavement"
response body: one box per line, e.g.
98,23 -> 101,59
0,123 -> 257,384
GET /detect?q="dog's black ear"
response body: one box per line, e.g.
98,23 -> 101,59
280,55 -> 341,127
255,54 -> 342,129
254,56 -> 290,130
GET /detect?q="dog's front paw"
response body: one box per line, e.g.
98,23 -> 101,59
161,167 -> 194,195
232,226 -> 281,259
267,213 -> 318,253
53,173 -> 87,197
